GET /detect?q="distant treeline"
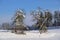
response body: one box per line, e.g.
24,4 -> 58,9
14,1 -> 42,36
0,8 -> 60,30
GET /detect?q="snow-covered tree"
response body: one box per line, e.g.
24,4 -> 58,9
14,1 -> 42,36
31,8 -> 52,34
12,8 -> 26,34
44,10 -> 52,27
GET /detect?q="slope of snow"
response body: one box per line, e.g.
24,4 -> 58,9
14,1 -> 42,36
0,29 -> 60,40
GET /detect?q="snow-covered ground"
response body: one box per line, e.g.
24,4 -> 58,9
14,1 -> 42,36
0,29 -> 60,40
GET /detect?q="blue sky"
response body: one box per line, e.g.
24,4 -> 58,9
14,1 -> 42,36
0,0 -> 60,24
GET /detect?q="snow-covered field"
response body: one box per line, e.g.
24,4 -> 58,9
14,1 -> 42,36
0,29 -> 60,40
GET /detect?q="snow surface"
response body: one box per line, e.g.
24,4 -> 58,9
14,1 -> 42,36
0,29 -> 60,40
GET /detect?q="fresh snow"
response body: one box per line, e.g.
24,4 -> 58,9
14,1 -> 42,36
0,29 -> 60,40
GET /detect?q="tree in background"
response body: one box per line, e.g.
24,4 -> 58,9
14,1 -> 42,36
2,23 -> 10,30
54,10 -> 60,26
